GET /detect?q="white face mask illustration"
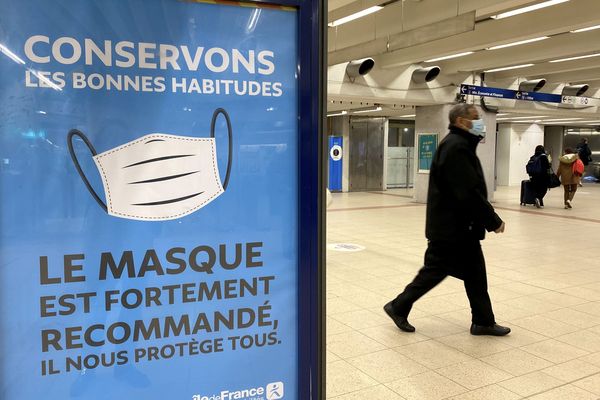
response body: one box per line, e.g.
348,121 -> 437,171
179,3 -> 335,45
68,108 -> 232,221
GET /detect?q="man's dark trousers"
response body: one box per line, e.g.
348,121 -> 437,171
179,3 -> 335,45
390,240 -> 495,326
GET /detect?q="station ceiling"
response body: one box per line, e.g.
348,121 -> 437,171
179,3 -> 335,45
327,0 -> 600,124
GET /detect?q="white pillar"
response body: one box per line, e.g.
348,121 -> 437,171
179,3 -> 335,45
414,104 -> 497,203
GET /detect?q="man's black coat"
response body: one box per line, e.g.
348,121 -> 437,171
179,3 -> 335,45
425,125 -> 503,242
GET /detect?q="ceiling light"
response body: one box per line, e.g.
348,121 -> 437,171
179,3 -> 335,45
328,6 -> 383,27
353,106 -> 382,114
542,118 -> 584,122
0,43 -> 26,65
484,64 -> 535,73
501,115 -> 548,120
549,53 -> 600,63
496,113 -> 509,116
399,114 -> 416,118
327,111 -> 348,117
487,37 -> 549,50
425,52 -> 474,62
490,0 -> 569,19
571,25 -> 600,33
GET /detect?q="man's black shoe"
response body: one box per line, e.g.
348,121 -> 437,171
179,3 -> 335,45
470,323 -> 511,336
383,301 -> 415,332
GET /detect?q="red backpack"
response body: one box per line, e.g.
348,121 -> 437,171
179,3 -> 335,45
572,159 -> 584,176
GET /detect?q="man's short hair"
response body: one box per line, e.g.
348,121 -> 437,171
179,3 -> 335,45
449,103 -> 476,124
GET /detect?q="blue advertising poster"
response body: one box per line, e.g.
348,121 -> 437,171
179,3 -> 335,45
0,1 -> 299,399
417,133 -> 437,173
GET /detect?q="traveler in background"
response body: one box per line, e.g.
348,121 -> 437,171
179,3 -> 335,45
384,103 -> 510,337
526,145 -> 550,208
576,137 -> 592,186
556,148 -> 581,209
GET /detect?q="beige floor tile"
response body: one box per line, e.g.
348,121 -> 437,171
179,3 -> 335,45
436,359 -> 513,390
328,384 -> 405,400
393,340 -> 473,369
386,371 -> 468,400
574,372 -> 600,395
529,291 -> 589,307
526,384 -> 599,400
541,308 -> 600,329
327,331 -> 387,359
328,297 -> 364,315
347,349 -> 428,383
492,325 -> 547,348
521,339 -> 590,364
409,316 -> 468,338
445,384 -> 522,400
497,371 -> 563,397
579,352 -> 600,368
573,302 -> 600,317
556,330 -> 600,352
327,351 -> 342,363
326,360 -> 379,398
330,309 -> 390,330
489,302 -> 537,321
327,317 -> 354,336
359,325 -> 429,348
341,292 -> 393,309
510,315 -> 579,337
542,359 -> 600,382
481,348 -> 553,376
501,297 -> 563,314
437,333 -> 513,358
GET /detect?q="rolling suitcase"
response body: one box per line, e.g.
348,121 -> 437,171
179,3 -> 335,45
520,179 -> 536,206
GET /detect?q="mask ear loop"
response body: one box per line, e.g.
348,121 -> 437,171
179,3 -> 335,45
67,129 -> 108,212
210,108 -> 233,190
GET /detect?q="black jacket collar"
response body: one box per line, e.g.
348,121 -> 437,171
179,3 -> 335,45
448,124 -> 481,150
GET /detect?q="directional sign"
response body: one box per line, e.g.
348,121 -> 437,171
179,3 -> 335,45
561,95 -> 600,106
461,84 -> 562,104
460,85 -> 518,100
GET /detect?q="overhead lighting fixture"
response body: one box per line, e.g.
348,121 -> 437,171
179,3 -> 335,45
399,114 -> 416,118
542,118 -> 584,122
327,111 -> 348,117
425,52 -> 474,62
490,0 -> 569,20
549,53 -> 600,63
0,43 -> 26,65
571,25 -> 600,33
328,6 -> 383,27
352,106 -> 382,114
487,37 -> 549,50
498,115 -> 548,120
484,64 -> 535,73
496,113 -> 509,116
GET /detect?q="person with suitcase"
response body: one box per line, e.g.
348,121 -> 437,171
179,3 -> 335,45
525,145 -> 550,208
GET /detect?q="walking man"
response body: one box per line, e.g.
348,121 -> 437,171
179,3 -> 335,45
384,103 -> 510,336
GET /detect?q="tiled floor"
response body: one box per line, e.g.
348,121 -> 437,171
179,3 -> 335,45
326,184 -> 600,400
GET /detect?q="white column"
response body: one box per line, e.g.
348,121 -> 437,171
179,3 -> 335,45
414,104 -> 497,203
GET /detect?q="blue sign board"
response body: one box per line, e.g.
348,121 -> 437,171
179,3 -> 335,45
417,133 -> 438,173
328,137 -> 343,191
460,84 -> 563,103
0,0 -> 324,399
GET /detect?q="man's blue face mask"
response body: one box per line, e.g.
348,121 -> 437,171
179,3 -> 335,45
468,119 -> 486,138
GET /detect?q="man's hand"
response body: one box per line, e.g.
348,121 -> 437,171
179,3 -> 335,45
494,222 -> 505,234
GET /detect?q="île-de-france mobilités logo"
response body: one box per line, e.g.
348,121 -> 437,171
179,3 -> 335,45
192,381 -> 284,400
68,108 -> 232,221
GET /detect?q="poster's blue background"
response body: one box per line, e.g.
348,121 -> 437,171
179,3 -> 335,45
0,0 -> 298,398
